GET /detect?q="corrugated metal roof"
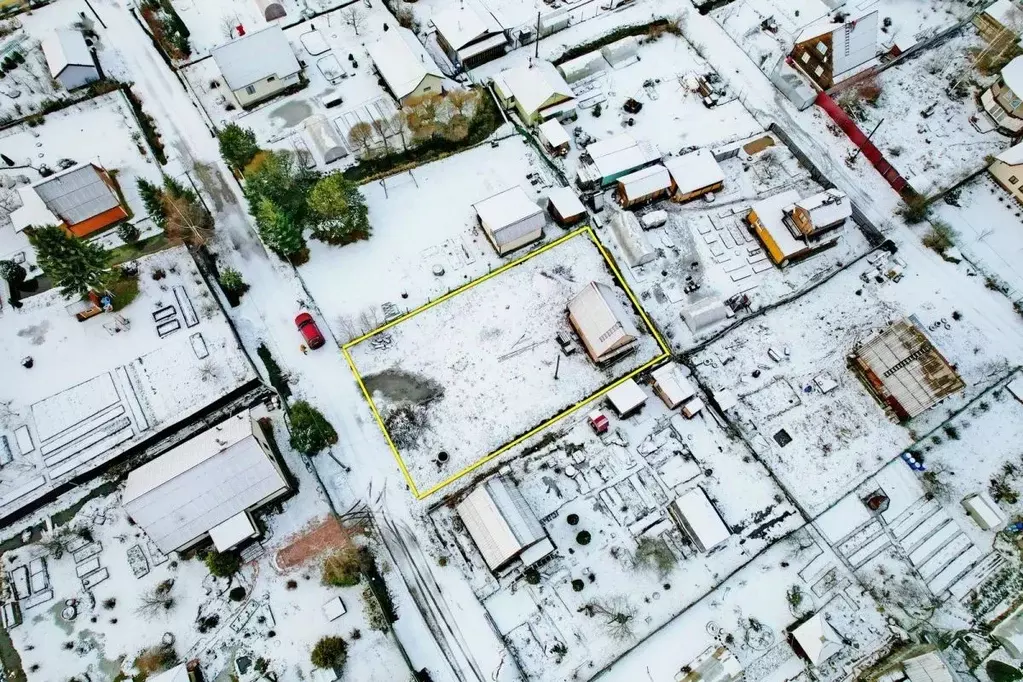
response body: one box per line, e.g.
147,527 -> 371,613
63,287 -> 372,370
663,149 -> 725,195
32,164 -> 119,227
456,476 -> 546,571
212,26 -> 300,91
122,412 -> 289,553
617,164 -> 671,201
567,281 -> 640,360
903,652 -> 955,682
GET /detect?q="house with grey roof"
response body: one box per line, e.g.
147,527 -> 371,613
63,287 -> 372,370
212,26 -> 302,109
10,164 -> 128,238
41,29 -> 100,91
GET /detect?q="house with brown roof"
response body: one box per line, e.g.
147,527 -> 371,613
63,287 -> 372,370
11,164 -> 129,238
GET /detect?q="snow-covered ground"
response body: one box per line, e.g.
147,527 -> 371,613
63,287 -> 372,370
347,230 -> 665,496
0,246 -> 256,523
4,407 -> 411,681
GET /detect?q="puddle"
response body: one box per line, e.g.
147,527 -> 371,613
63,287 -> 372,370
17,320 -> 50,345
268,99 -> 313,128
362,368 -> 444,405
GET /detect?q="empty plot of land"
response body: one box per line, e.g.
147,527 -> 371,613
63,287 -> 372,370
345,230 -> 665,495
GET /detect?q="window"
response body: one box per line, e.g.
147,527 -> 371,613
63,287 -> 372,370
815,65 -> 825,77
1012,95 -> 1022,109
245,85 -> 256,95
816,41 -> 827,55
267,76 -> 276,82
801,52 -> 810,64
1011,175 -> 1019,185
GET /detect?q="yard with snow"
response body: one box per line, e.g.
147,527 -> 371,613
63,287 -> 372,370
0,246 -> 255,523
345,230 -> 665,496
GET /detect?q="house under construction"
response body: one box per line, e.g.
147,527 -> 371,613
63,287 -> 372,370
848,318 -> 965,422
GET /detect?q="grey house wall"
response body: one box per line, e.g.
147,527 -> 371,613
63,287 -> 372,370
59,64 -> 101,91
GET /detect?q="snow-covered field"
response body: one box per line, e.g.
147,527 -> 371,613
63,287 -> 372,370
346,230 -> 665,495
931,174 -> 1023,297
298,136 -> 557,339
841,29 -> 1007,197
3,407 -> 410,681
0,246 -> 256,523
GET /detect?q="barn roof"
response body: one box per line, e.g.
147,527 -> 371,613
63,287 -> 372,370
568,281 -> 640,360
456,476 -> 547,571
663,149 -> 725,195
212,26 -> 300,90
41,29 -> 93,78
367,27 -> 441,100
473,186 -> 542,231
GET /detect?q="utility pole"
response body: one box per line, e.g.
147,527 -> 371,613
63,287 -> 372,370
554,354 -> 560,380
535,11 -> 541,60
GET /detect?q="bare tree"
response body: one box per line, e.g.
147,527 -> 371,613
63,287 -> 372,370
348,121 -> 375,158
136,580 -> 176,620
447,88 -> 478,118
370,118 -> 392,156
581,597 -> 638,641
391,111 -> 412,151
162,192 -> 213,246
220,16 -> 239,40
341,7 -> 366,36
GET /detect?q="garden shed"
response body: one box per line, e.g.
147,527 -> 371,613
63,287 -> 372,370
605,378 -> 647,417
961,492 -> 1005,530
456,475 -> 553,572
664,149 -> 725,202
472,186 -> 545,255
304,115 -> 348,165
547,186 -> 586,225
651,364 -> 696,409
567,281 -> 640,364
616,164 -> 671,208
790,613 -> 843,667
42,29 -> 99,91
255,0 -> 287,20
668,487 -> 730,553
538,119 -> 570,155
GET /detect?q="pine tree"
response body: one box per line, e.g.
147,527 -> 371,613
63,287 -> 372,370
117,222 -> 140,244
136,178 -> 166,229
255,197 -> 304,257
0,259 -> 26,285
28,225 -> 109,299
288,400 -> 338,455
308,173 -> 370,245
218,123 -> 260,171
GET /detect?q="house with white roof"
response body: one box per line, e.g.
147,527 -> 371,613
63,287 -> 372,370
786,188 -> 851,236
367,27 -> 444,104
667,487 -> 730,553
789,11 -> 879,89
664,149 -> 725,202
568,281 -> 640,363
615,164 -> 671,208
981,55 -> 1023,134
42,29 -> 99,91
493,61 -> 575,124
546,186 -> 586,225
472,186 -> 545,255
456,475 -> 554,572
790,613 -> 843,667
577,133 -> 661,188
988,141 -> 1023,203
121,410 -> 291,554
433,5 -> 508,69
212,26 -> 302,108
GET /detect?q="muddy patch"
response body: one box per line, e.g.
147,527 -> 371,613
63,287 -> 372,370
362,368 -> 444,405
268,100 -> 313,129
17,320 -> 49,345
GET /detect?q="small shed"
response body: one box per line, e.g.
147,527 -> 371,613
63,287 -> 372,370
42,29 -> 99,91
664,149 -> 725,202
456,475 -> 554,571
667,487 -> 730,553
616,164 -> 671,208
651,364 -> 696,409
682,398 -> 704,419
255,0 -> 287,21
609,211 -> 655,267
788,189 -> 851,235
473,186 -> 545,255
557,51 -> 608,83
538,119 -> 571,155
903,651 -> 956,682
962,492 -> 1005,530
547,186 -> 586,225
304,115 -> 348,165
605,378 -> 647,417
791,613 -> 843,667
567,281 -> 640,364
681,298 -> 729,334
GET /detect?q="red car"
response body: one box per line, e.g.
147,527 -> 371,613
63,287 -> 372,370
295,312 -> 325,350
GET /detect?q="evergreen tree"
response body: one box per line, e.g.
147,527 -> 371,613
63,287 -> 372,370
28,225 -> 109,299
162,174 -> 196,203
136,178 -> 166,229
244,150 -> 313,225
117,222 -> 140,244
0,259 -> 26,285
308,173 -> 371,245
218,123 -> 260,171
288,400 -> 338,455
255,197 -> 304,257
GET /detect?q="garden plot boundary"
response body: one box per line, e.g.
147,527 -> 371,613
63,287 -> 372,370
341,226 -> 671,500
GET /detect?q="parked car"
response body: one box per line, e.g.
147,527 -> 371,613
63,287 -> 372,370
295,312 -> 325,349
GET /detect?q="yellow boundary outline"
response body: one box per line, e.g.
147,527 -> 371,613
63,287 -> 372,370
341,226 -> 670,500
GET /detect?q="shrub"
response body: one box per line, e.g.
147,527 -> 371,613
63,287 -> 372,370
310,636 -> 348,670
898,196 -> 930,224
204,549 -> 242,578
577,531 -> 592,545
987,661 -> 1023,682
322,547 -> 362,587
228,586 -> 246,602
289,400 -> 338,455
633,537 -> 676,577
218,267 -> 246,294
117,222 -> 141,244
921,220 -> 956,255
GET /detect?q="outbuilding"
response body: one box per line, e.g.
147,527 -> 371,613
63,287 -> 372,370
787,189 -> 850,235
547,186 -> 586,226
493,61 -> 575,124
433,6 -> 508,69
121,411 -> 291,554
456,475 -> 554,572
663,149 -> 725,203
568,281 -> 640,363
42,29 -> 99,91
304,115 -> 348,166
255,0 -> 287,20
962,492 -> 1005,530
902,651 -> 956,682
212,26 -> 302,108
11,163 -> 128,238
577,134 -> 661,188
616,164 -> 671,208
473,187 -> 545,255
651,364 -> 696,409
605,378 -> 647,417
609,210 -> 655,267
790,613 -> 843,667
667,487 -> 730,553
538,119 -> 571,155
367,28 -> 444,104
